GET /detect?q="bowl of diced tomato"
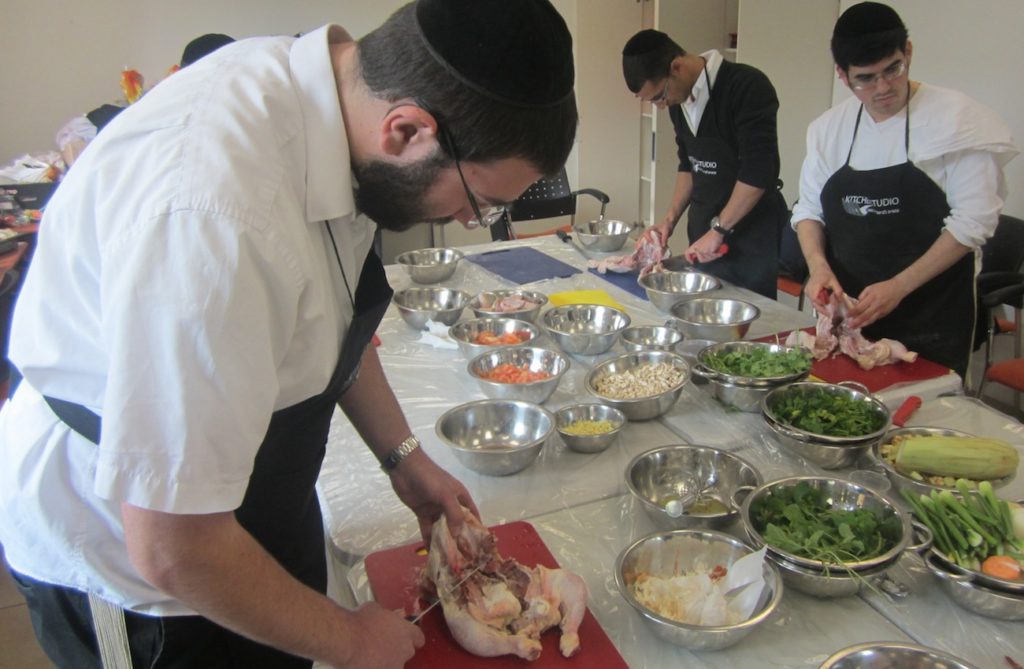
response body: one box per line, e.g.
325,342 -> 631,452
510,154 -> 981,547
449,317 -> 542,360
467,346 -> 568,404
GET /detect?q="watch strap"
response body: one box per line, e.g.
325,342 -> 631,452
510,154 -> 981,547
381,435 -> 421,471
710,216 -> 733,237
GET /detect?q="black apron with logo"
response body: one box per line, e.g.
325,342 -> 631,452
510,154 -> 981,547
820,101 -> 974,377
680,67 -> 785,299
37,225 -> 393,666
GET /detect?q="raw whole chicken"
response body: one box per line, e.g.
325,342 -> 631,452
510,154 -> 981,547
588,235 -> 669,277
422,508 -> 587,661
785,293 -> 917,370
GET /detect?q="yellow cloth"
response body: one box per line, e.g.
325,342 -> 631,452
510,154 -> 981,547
548,289 -> 625,312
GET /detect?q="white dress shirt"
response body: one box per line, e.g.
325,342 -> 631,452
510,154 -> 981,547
792,83 -> 1017,248
0,25 -> 374,614
679,49 -> 724,135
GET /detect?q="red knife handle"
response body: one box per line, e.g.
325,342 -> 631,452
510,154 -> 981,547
892,395 -> 922,427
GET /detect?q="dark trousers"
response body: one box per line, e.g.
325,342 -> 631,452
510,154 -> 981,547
11,570 -> 312,669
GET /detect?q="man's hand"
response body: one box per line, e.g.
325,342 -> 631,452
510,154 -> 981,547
387,448 -> 479,543
331,603 -> 424,669
804,264 -> 845,312
844,278 -> 908,329
684,230 -> 727,264
638,218 -> 674,249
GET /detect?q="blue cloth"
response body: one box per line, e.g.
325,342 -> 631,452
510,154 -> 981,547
465,247 -> 580,284
588,268 -> 648,300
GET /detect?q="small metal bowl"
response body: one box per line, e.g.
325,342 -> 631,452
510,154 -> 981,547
585,351 -> 690,421
638,270 -> 721,312
820,641 -> 980,669
393,287 -> 470,330
740,476 -> 911,573
667,298 -> 760,342
467,347 -> 568,404
435,399 -> 554,476
925,552 -> 1024,621
395,247 -> 464,284
626,445 -> 762,531
543,304 -> 631,356
469,289 -> 548,323
555,403 -> 626,453
620,325 -> 684,353
761,382 -> 891,469
573,218 -> 635,252
448,318 -> 541,360
615,529 -> 783,651
693,341 -> 812,412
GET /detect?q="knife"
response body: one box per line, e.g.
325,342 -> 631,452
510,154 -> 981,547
406,564 -> 482,625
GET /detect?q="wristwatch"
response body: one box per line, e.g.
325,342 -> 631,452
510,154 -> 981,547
381,435 -> 421,472
710,216 -> 733,237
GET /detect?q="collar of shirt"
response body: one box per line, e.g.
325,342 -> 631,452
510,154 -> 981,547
290,25 -> 356,225
681,49 -> 724,134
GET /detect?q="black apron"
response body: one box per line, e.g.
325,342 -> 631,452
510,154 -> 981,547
681,66 -> 785,299
820,99 -> 975,377
37,223 -> 393,665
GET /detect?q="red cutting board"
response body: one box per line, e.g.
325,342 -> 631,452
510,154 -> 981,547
760,328 -> 952,393
365,521 -> 627,669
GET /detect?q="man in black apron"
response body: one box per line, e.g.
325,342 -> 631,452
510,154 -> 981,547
1,1 -> 579,667
622,30 -> 787,299
792,3 -> 1016,379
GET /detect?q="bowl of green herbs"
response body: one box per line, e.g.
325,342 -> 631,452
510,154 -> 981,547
693,342 -> 813,412
761,381 -> 891,469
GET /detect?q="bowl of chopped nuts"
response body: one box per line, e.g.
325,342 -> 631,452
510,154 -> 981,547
554,403 -> 626,453
584,350 -> 690,421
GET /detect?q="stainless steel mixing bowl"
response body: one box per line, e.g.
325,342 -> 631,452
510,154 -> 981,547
639,270 -> 721,312
435,399 -> 554,476
573,218 -> 635,252
395,247 -> 464,284
667,298 -> 760,342
467,346 -> 568,404
393,287 -> 470,330
585,350 -> 690,420
543,304 -> 631,356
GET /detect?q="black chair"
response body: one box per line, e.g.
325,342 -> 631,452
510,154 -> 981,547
0,267 -> 20,403
490,168 -> 609,241
974,214 -> 1024,396
777,211 -> 808,309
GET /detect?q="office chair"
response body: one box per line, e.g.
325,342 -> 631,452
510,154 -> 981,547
973,214 -> 1024,397
777,211 -> 807,310
490,168 -> 609,241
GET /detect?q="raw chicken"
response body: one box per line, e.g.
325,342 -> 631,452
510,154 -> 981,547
588,235 -> 669,277
423,508 -> 588,661
785,293 -> 917,370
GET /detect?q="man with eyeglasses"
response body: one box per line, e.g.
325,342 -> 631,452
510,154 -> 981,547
791,2 -> 1016,378
0,1 -> 577,667
621,29 -> 787,299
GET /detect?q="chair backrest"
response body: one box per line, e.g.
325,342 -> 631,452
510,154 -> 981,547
777,211 -> 807,282
981,214 -> 1024,275
507,168 -> 575,222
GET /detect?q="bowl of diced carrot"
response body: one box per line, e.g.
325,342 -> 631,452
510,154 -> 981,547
449,317 -> 542,360
467,346 -> 568,404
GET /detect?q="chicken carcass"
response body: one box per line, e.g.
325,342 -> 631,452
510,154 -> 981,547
588,234 -> 669,277
423,509 -> 588,661
785,293 -> 917,370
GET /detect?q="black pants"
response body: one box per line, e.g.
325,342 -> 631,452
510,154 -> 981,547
11,570 -> 312,669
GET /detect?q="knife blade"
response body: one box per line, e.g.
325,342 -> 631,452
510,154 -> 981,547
406,564 -> 482,625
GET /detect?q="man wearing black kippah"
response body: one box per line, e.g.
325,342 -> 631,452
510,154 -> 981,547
622,29 -> 787,298
1,1 -> 577,667
791,2 -> 1016,378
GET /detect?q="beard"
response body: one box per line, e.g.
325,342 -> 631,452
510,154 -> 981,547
351,150 -> 452,232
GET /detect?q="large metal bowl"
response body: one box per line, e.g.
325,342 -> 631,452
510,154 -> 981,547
393,287 -> 470,330
667,298 -> 760,342
395,247 -> 464,284
585,351 -> 690,421
543,304 -> 631,356
638,270 -> 721,312
674,338 -> 717,386
924,552 -> 1024,621
554,403 -> 626,453
740,476 -> 912,573
435,399 -> 554,476
820,641 -> 980,669
469,289 -> 548,323
620,325 -> 684,353
615,529 -> 783,651
767,549 -> 894,598
467,347 -> 568,404
868,426 -> 1015,498
448,317 -> 541,360
762,382 -> 891,469
626,445 -> 762,531
693,341 -> 812,412
573,218 -> 635,252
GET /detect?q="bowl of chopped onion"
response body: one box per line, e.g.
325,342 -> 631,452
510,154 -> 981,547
554,403 -> 626,453
584,350 -> 690,420
468,346 -> 568,404
449,317 -> 541,360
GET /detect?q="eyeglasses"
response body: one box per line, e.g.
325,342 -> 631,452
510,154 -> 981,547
849,59 -> 906,91
439,127 -> 506,229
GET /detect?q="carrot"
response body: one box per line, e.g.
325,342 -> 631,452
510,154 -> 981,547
981,555 -> 1022,581
480,363 -> 551,384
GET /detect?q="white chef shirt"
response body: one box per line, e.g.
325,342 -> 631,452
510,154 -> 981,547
680,50 -> 724,135
0,25 -> 375,614
791,83 -> 1017,248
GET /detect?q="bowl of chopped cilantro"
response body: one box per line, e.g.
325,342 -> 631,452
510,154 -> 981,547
694,342 -> 812,412
761,382 -> 891,469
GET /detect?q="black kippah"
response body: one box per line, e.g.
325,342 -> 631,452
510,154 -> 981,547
180,33 -> 235,67
833,2 -> 905,39
414,0 -> 574,108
